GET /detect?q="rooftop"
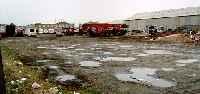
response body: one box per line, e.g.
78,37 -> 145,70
130,6 -> 200,20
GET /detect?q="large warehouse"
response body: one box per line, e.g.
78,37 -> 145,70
125,7 -> 200,32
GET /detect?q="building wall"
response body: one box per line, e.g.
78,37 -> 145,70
126,15 -> 200,32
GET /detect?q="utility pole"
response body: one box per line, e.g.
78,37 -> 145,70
0,48 -> 6,94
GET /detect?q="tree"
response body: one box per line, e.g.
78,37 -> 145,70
6,23 -> 16,37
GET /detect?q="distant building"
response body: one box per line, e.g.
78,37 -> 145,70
125,7 -> 200,32
0,24 -> 7,37
0,24 -> 6,33
34,21 -> 74,34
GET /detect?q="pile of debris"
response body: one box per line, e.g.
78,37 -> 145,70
155,34 -> 193,43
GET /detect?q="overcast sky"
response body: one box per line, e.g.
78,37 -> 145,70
0,0 -> 200,25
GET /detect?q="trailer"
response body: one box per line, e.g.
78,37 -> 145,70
24,26 -> 37,37
79,23 -> 128,37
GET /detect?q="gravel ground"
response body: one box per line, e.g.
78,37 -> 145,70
1,35 -> 200,94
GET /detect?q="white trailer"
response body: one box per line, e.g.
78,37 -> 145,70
24,27 -> 37,37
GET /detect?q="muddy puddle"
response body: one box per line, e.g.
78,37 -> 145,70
175,59 -> 199,67
75,48 -> 85,51
103,52 -> 114,55
119,45 -> 133,48
56,74 -> 76,82
144,50 -> 174,55
176,59 -> 199,64
79,61 -> 101,67
37,46 -> 49,49
80,53 -> 94,55
115,67 -> 176,88
136,53 -> 150,57
99,57 -> 136,62
43,65 -> 88,89
26,60 -> 57,66
161,68 -> 175,72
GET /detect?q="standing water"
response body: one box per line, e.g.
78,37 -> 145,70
115,68 -> 176,88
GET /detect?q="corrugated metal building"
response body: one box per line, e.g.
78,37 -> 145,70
125,7 -> 200,32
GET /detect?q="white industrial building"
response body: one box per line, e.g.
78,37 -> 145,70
125,7 -> 200,32
0,24 -> 6,33
34,22 -> 74,34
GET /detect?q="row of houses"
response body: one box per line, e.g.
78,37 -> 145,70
125,7 -> 200,32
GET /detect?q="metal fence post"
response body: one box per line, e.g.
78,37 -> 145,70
0,48 -> 6,94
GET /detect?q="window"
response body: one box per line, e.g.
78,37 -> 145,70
30,29 -> 34,32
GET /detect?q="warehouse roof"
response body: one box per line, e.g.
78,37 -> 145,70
130,7 -> 200,20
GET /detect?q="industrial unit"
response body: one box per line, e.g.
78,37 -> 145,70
0,24 -> 6,33
34,21 -> 74,34
125,7 -> 200,32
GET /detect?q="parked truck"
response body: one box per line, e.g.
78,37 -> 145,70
79,23 -> 128,37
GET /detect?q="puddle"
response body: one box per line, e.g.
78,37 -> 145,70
176,59 -> 199,67
119,45 -> 133,48
132,52 -> 140,55
101,57 -> 136,62
75,49 -> 85,51
71,44 -> 81,47
56,74 -> 76,82
144,50 -> 174,55
48,65 -> 59,69
161,68 -> 175,72
64,61 -> 73,64
119,54 -> 128,56
64,54 -> 73,57
42,52 -> 51,55
96,48 -> 102,50
37,46 -> 48,49
176,63 -> 186,67
80,53 -> 94,55
67,46 -> 75,49
136,53 -> 150,57
115,68 -> 176,88
79,61 -> 101,67
34,60 -> 55,66
36,60 -> 53,63
6,40 -> 14,42
176,59 -> 199,64
51,47 -> 68,50
103,52 -> 114,55
107,46 -> 119,49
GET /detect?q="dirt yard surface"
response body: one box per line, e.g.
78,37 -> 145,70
1,35 -> 200,94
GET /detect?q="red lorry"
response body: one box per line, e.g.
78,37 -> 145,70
79,23 -> 128,37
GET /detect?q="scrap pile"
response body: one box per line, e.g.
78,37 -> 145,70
156,34 -> 193,43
